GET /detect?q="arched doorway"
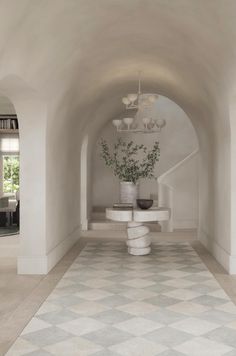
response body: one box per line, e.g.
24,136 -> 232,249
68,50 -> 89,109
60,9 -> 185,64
0,96 -> 20,237
80,94 -> 200,234
0,75 -> 47,274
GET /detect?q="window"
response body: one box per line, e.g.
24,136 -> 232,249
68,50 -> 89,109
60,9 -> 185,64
1,137 -> 19,152
3,155 -> 19,193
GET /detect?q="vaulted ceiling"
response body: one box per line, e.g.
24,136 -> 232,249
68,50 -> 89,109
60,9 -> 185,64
0,0 -> 235,133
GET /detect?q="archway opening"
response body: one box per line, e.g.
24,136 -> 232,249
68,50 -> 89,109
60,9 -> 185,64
81,94 -> 200,235
0,75 -> 48,274
0,96 -> 20,238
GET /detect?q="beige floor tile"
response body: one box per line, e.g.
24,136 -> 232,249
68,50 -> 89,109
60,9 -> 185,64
75,288 -> 113,301
117,301 -> 158,316
21,317 -> 52,335
119,288 -> 157,301
109,336 -> 167,356
174,336 -> 232,356
167,301 -> 210,316
5,337 -> 38,356
163,288 -> 202,301
3,236 -> 236,356
171,317 -> 219,336
121,278 -> 156,288
69,301 -> 110,316
57,317 -> 106,336
115,317 -> 163,336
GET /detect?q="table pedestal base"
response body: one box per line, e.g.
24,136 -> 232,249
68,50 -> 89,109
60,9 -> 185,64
126,221 -> 151,255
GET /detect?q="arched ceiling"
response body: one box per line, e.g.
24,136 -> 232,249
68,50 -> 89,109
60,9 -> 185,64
0,0 -> 235,132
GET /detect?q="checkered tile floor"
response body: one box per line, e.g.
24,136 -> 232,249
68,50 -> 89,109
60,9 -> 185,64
6,242 -> 236,355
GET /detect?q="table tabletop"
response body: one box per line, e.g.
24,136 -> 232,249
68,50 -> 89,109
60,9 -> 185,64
106,207 -> 170,222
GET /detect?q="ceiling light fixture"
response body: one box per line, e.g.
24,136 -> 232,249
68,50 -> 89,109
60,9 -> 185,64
112,73 -> 166,134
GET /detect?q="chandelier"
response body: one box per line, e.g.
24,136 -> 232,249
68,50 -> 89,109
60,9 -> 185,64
112,74 -> 166,134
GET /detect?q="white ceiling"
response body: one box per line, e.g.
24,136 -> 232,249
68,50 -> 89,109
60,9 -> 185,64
0,0 -> 235,131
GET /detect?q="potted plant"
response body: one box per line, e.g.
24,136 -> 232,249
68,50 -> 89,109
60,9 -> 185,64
100,138 -> 160,206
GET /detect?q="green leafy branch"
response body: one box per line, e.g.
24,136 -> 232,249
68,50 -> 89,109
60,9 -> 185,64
100,138 -> 160,184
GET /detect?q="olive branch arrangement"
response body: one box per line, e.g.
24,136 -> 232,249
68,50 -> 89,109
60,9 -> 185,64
100,138 -> 160,184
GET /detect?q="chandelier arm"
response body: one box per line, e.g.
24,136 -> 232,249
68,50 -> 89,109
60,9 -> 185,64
117,72 -> 165,134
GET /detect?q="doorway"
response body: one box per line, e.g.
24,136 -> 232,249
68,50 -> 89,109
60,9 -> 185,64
0,105 -> 20,237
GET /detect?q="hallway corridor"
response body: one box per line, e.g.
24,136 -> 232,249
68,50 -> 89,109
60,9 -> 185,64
6,240 -> 236,356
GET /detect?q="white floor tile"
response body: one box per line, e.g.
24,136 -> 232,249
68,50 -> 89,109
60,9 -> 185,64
174,336 -> 232,356
109,337 -> 167,356
58,317 -> 106,336
171,317 -> 219,336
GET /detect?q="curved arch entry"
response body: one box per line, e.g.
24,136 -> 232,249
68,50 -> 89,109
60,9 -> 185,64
0,75 -> 47,274
81,94 -> 200,235
0,96 -> 20,237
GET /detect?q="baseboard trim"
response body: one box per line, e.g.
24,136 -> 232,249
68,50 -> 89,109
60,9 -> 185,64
199,228 -> 236,274
81,219 -> 88,231
17,226 -> 80,275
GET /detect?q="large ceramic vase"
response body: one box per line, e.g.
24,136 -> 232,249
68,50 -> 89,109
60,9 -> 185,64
119,181 -> 139,207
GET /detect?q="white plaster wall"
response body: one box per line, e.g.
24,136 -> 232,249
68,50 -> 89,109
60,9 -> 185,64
45,100 -> 81,272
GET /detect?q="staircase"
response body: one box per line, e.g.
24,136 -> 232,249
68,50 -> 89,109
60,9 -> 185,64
158,149 -> 199,232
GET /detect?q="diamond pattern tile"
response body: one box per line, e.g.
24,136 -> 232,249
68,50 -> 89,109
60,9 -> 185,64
6,241 -> 236,355
144,326 -> 193,347
174,336 -> 233,355
83,326 -> 131,347
115,316 -> 163,336
109,336 -> 167,356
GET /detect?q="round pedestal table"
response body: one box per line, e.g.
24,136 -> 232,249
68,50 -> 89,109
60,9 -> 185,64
106,207 -> 170,255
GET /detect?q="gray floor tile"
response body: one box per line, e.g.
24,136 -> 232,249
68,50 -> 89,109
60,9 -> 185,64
22,326 -> 72,347
191,295 -> 227,306
158,350 -> 187,356
103,284 -> 134,294
145,309 -> 185,325
147,284 -> 175,294
206,326 -> 236,348
197,310 -> 236,324
93,309 -> 132,324
99,295 -> 133,307
51,295 -> 84,307
83,326 -> 131,347
23,351 -> 53,356
224,350 -> 236,356
190,283 -> 218,294
178,267 -> 202,274
92,350 -> 120,356
144,295 -> 180,307
38,309 -> 79,325
144,326 -> 193,347
7,241 -> 236,356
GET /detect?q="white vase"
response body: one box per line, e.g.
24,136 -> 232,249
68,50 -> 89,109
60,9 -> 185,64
119,181 -> 139,207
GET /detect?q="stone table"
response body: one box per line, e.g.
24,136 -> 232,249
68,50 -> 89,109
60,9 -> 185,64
106,207 -> 170,255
